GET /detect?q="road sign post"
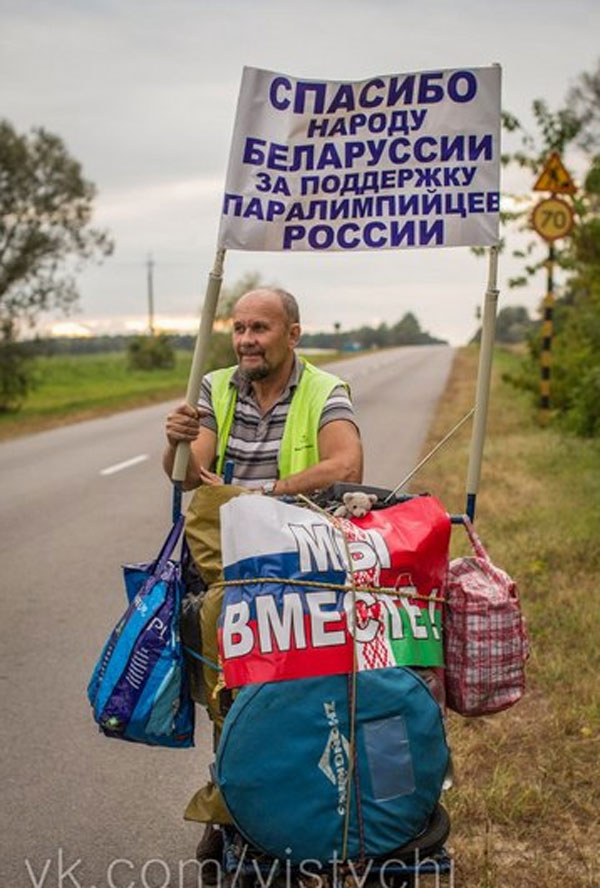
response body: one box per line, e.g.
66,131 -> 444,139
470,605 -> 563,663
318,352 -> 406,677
532,152 -> 577,196
531,196 -> 574,242
531,154 -> 576,423
540,246 -> 555,421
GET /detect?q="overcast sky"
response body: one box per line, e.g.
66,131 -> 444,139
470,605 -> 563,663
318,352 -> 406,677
1,0 -> 598,343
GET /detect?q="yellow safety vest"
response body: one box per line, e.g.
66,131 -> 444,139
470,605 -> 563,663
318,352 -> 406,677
210,357 -> 348,478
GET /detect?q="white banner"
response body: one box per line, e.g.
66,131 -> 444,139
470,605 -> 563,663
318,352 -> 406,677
218,65 -> 501,253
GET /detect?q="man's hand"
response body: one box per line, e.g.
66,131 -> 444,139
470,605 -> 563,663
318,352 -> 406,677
165,403 -> 203,445
199,466 -> 224,486
162,403 -> 218,490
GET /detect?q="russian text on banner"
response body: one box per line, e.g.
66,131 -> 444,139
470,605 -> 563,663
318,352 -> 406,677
218,65 -> 501,252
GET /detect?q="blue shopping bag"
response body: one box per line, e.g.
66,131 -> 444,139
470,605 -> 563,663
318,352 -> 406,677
87,514 -> 195,748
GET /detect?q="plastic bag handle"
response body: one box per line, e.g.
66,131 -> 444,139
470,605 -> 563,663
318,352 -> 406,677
152,514 -> 185,579
460,515 -> 490,562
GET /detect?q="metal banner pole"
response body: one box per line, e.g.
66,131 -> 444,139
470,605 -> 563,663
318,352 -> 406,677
465,244 -> 500,521
171,248 -> 227,485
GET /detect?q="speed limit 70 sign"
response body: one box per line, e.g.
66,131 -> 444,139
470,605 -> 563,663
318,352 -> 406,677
531,196 -> 574,241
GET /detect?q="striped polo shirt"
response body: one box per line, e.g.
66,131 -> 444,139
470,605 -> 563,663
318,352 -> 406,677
198,356 -> 356,489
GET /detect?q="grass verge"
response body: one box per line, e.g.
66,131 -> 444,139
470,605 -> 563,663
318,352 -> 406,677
412,346 -> 599,888
0,351 -> 194,440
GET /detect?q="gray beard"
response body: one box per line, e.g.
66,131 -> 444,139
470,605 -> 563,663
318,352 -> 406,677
239,363 -> 270,381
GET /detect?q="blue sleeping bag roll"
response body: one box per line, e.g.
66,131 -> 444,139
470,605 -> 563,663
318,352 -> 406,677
216,666 -> 448,864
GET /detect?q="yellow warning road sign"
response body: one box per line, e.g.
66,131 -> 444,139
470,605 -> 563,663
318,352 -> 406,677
531,196 -> 574,241
533,152 -> 577,194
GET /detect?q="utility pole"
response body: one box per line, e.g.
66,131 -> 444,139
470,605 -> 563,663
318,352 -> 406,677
146,253 -> 155,336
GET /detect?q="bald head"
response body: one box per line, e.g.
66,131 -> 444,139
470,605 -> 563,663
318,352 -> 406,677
234,288 -> 300,326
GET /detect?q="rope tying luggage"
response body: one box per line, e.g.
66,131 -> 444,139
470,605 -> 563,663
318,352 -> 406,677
211,575 -> 445,603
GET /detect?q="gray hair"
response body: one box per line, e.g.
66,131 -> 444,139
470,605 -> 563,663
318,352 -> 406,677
271,288 -> 300,325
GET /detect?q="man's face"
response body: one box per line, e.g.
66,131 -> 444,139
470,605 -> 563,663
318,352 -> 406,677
232,291 -> 300,381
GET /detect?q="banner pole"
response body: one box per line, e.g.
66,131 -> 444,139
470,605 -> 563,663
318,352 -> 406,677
465,244 -> 500,521
171,247 -> 227,483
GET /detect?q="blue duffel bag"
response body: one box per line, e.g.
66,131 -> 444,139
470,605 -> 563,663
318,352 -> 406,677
87,515 -> 195,748
216,666 -> 448,863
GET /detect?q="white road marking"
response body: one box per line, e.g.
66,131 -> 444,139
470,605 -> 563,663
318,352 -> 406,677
100,454 -> 149,476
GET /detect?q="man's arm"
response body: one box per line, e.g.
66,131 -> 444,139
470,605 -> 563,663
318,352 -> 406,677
272,419 -> 363,497
162,404 -> 218,490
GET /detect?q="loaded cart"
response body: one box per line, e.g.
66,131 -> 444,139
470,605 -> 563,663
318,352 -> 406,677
181,477 -> 527,886
182,482 -> 456,886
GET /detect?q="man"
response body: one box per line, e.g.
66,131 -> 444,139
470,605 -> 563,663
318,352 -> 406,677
163,287 -> 363,493
163,287 -> 363,866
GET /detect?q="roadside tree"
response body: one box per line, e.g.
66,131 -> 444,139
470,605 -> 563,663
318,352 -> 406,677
471,305 -> 536,345
0,119 -> 112,408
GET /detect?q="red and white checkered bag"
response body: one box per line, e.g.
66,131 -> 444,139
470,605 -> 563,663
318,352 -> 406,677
443,517 -> 530,716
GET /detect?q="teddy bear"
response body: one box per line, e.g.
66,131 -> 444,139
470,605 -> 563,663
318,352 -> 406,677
333,491 -> 378,518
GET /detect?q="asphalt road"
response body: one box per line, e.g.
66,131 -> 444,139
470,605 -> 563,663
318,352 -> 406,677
0,344 -> 453,888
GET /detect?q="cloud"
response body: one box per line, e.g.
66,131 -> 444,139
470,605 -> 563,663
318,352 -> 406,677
96,176 -> 223,223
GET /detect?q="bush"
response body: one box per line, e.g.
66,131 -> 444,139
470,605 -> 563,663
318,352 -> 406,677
566,364 -> 600,436
127,334 -> 175,370
505,287 -> 600,437
0,340 -> 34,411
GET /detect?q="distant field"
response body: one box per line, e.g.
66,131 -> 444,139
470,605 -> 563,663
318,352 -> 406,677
415,347 -> 599,888
0,348 -> 341,439
0,351 -> 193,438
